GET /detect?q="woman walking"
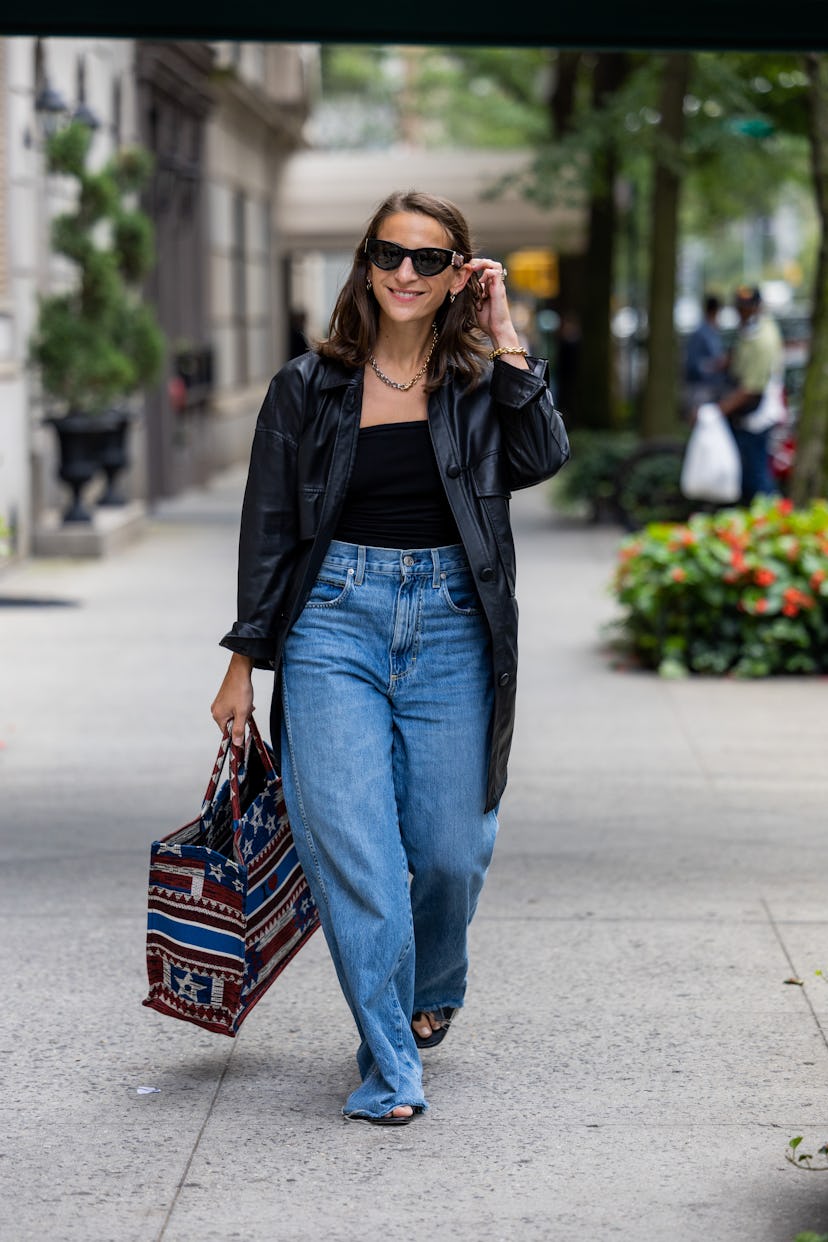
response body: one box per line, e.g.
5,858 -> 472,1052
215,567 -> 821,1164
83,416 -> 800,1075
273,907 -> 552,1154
211,190 -> 569,1124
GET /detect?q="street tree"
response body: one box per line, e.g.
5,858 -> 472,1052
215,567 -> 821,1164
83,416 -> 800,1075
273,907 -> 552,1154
639,53 -> 691,439
793,52 -> 828,503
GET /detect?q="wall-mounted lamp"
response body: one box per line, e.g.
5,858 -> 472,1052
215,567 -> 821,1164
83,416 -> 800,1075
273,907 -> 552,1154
71,101 -> 101,131
34,80 -> 69,138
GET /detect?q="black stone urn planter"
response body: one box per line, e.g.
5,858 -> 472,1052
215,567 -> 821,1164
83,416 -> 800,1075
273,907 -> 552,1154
46,412 -> 108,524
96,408 -> 134,507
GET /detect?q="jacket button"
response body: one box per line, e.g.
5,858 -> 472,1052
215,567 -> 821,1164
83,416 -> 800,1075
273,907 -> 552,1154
479,566 -> 494,581
446,464 -> 461,478
498,672 -> 511,686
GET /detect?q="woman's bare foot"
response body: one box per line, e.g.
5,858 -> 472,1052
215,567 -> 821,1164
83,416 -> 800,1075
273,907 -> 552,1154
411,1007 -> 455,1049
387,1105 -> 414,1119
412,1012 -> 446,1041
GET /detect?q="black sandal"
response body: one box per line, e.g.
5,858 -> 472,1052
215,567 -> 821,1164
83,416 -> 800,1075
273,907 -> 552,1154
345,1108 -> 419,1126
411,1007 -> 455,1049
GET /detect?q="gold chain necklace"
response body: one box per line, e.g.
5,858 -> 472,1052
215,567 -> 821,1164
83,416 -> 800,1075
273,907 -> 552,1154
369,323 -> 438,392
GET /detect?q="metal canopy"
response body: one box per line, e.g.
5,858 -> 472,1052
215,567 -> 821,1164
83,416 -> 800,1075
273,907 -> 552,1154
5,2 -> 828,50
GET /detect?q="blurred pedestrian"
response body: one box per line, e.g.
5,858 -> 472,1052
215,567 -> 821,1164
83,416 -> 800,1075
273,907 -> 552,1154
210,190 -> 570,1125
719,285 -> 785,503
682,293 -> 728,416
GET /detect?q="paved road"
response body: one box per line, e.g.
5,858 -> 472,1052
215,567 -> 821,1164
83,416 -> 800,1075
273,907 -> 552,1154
2,470 -> 828,1242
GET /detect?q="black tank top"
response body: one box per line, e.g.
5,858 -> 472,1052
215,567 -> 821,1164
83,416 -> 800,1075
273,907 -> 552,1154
333,420 -> 462,549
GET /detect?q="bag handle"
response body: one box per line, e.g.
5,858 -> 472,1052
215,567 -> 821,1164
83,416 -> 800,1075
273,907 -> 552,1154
200,722 -> 233,816
200,716 -> 275,822
228,716 -> 276,826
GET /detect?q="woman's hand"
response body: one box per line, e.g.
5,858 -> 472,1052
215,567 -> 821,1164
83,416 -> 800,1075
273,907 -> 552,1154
467,257 -> 528,367
210,653 -> 254,746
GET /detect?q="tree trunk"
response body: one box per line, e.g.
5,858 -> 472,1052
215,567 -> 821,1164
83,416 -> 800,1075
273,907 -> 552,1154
549,52 -> 584,422
575,53 -> 630,430
640,53 -> 691,440
792,53 -> 828,504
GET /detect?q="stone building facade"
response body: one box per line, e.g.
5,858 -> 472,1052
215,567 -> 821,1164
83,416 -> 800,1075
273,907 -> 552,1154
0,36 -> 315,556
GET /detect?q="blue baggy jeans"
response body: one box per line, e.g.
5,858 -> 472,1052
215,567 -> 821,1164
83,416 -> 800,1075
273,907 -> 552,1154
279,540 -> 498,1119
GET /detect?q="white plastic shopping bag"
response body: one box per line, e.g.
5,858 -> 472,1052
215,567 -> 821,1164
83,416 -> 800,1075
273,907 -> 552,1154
679,403 -> 742,503
742,375 -> 786,432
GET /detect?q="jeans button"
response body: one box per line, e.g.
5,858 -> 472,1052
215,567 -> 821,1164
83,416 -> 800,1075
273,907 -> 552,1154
403,555 -> 414,567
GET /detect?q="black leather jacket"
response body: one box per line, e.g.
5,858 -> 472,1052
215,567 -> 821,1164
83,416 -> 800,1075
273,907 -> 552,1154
221,350 -> 569,811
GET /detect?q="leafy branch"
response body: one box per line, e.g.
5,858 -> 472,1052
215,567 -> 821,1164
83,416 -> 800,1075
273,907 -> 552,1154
787,1135 -> 828,1170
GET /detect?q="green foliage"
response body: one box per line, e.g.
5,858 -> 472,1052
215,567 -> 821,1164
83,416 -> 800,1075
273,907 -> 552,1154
78,171 -> 119,224
613,441 -> 697,530
787,1134 -> 828,1179
113,211 -> 155,283
45,121 -> 92,177
553,429 -> 638,517
317,44 -> 550,150
553,431 -> 697,529
29,121 -> 163,415
609,497 -> 828,677
112,146 -> 155,194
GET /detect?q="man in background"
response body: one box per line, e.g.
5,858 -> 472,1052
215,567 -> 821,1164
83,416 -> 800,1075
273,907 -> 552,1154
682,293 -> 728,415
719,285 -> 785,503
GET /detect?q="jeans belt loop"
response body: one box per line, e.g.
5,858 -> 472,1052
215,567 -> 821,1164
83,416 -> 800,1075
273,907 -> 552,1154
355,544 -> 366,586
431,547 -> 442,589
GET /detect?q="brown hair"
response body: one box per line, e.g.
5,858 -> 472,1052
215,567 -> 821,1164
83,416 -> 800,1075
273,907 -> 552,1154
316,190 -> 489,391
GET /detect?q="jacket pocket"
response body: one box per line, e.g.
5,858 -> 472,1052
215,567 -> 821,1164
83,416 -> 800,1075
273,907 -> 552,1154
298,486 -> 325,541
471,451 -> 512,501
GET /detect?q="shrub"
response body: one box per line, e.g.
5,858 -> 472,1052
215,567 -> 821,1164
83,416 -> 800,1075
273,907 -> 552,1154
552,429 -> 638,521
609,496 -> 828,677
29,121 -> 164,415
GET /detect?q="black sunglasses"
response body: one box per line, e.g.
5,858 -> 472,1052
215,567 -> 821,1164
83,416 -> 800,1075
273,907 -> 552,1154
364,238 -> 465,278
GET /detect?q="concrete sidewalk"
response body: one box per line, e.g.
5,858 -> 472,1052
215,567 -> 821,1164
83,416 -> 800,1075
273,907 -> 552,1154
3,470 -> 828,1242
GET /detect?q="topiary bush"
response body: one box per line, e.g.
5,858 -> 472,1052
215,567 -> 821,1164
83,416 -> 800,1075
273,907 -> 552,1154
609,496 -> 828,677
29,121 -> 163,415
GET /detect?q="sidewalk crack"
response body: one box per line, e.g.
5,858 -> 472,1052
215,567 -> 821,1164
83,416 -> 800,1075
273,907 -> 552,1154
154,1044 -> 237,1242
761,896 -> 828,1055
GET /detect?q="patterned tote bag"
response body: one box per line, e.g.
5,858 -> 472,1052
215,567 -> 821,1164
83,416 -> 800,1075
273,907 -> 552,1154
143,717 -> 319,1035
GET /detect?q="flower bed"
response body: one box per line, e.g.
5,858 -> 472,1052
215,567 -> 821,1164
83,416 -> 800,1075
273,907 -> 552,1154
610,497 -> 828,677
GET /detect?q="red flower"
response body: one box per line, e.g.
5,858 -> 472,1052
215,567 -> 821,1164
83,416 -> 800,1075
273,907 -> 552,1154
778,498 -> 794,516
619,542 -> 643,563
671,567 -> 687,582
811,569 -> 826,590
754,597 -> 768,614
781,586 -> 816,616
754,568 -> 776,587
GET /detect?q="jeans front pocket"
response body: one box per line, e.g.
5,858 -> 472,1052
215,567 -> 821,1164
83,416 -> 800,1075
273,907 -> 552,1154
305,566 -> 355,609
439,570 -> 482,617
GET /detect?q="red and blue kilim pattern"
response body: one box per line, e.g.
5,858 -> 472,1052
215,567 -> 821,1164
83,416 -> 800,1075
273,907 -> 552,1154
143,721 -> 319,1036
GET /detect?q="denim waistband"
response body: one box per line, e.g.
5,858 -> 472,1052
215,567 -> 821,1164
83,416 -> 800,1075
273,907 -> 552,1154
322,539 -> 470,586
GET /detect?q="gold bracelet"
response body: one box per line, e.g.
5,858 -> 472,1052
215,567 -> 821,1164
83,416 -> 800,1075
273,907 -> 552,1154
488,346 -> 528,361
